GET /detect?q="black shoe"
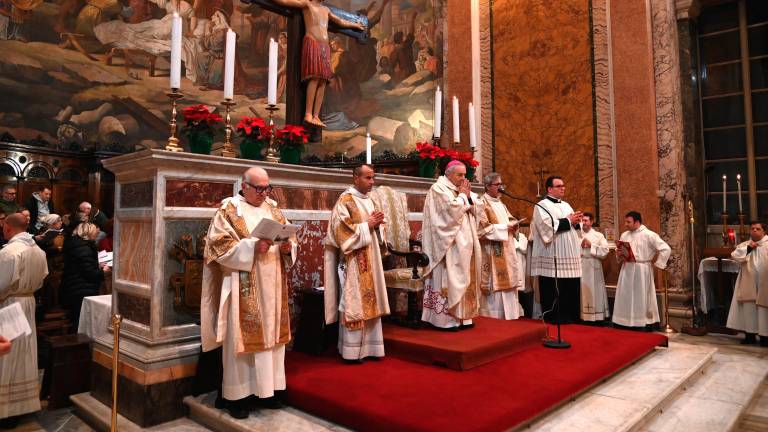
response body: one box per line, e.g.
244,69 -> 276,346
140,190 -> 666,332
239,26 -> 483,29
259,396 -> 284,409
741,333 -> 757,345
214,395 -> 226,409
343,358 -> 363,365
365,356 -> 383,361
0,416 -> 21,430
760,336 -> 768,347
225,398 -> 250,419
460,323 -> 475,330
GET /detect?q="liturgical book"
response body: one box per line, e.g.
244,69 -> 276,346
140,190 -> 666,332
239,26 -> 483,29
615,240 -> 636,263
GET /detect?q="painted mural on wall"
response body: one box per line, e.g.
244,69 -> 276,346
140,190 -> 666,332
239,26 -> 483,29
0,0 -> 441,159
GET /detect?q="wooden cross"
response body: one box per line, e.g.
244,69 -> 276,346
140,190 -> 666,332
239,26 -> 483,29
243,1 -> 368,128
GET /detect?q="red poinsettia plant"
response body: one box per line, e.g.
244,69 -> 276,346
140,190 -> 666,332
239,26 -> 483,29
236,116 -> 272,140
276,124 -> 309,147
181,104 -> 223,134
414,141 -> 480,178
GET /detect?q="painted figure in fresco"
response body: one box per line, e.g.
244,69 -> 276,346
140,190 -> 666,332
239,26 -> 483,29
93,0 -> 193,54
268,0 -> 366,128
390,9 -> 417,85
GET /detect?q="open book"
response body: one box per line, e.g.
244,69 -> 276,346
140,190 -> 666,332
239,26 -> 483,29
0,302 -> 32,341
39,229 -> 62,242
98,250 -> 113,267
251,218 -> 302,242
615,240 -> 636,263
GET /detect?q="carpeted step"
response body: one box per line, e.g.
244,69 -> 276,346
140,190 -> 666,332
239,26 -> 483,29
529,342 -> 716,432
642,351 -> 768,432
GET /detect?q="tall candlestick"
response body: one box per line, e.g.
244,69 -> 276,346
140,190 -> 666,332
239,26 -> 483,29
223,29 -> 236,100
366,133 -> 372,164
452,96 -> 460,143
434,86 -> 442,138
170,13 -> 182,90
737,173 -> 743,213
468,102 -> 476,149
267,38 -> 278,105
722,174 -> 727,213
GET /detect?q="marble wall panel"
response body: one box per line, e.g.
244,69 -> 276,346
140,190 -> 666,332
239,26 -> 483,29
491,0 -> 596,219
120,181 -> 153,208
117,292 -> 150,326
289,220 -> 327,291
271,187 -> 340,211
610,0 -> 662,232
162,220 -> 211,327
407,194 -> 425,213
118,221 -> 153,285
444,0 -> 473,150
165,180 -> 234,208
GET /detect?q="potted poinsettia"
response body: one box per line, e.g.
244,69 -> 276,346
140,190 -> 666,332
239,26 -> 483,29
181,104 -> 223,154
276,124 -> 308,164
416,141 -> 443,178
236,116 -> 271,160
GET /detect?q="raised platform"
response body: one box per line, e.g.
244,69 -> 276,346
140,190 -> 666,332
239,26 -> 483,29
282,323 -> 668,432
383,317 -> 545,370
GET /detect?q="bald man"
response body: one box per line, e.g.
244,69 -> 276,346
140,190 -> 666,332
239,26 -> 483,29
201,167 -> 297,419
0,213 -> 48,426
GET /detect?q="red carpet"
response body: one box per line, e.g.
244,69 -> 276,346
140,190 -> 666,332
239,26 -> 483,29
285,323 -> 667,432
383,317 -> 545,370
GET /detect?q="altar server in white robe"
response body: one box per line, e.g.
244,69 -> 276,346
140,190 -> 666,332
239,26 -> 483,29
514,225 -> 537,317
201,167 -> 297,419
421,160 -> 483,329
612,211 -> 671,329
0,213 -> 48,426
477,172 -> 522,319
726,221 -> 768,346
530,176 -> 583,324
580,212 -> 611,322
324,164 -> 390,362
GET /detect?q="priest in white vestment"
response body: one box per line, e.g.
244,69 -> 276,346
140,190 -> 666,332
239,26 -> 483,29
421,160 -> 483,329
726,221 -> 768,345
324,164 -> 390,361
477,173 -> 521,319
612,211 -> 671,329
0,213 -> 48,426
579,212 -> 611,322
530,176 -> 583,324
201,167 -> 297,419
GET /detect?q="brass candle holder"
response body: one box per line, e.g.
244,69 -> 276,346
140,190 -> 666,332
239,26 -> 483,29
264,104 -> 280,163
110,314 -> 122,432
721,213 -> 729,246
221,99 -> 236,158
432,135 -> 441,147
165,89 -> 184,152
738,212 -> 747,242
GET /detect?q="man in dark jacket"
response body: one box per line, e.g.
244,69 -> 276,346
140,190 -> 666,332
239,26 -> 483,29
25,185 -> 54,234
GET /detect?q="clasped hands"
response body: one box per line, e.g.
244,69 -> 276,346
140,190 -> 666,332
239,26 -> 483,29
255,239 -> 292,255
368,211 -> 385,229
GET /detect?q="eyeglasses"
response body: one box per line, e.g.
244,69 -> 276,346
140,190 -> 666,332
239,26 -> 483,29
244,182 -> 273,194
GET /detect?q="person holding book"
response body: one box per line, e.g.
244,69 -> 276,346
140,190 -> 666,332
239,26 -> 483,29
612,211 -> 671,330
726,221 -> 768,346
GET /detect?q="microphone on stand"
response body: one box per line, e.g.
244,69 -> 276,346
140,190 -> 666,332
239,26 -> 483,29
497,187 -> 571,349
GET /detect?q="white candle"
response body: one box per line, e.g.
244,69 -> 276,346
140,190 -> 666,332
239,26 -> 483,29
170,13 -> 182,90
468,102 -> 476,149
267,38 -> 278,105
722,175 -> 727,213
433,86 -> 442,138
452,96 -> 460,143
366,133 -> 372,164
737,174 -> 743,213
223,29 -> 236,100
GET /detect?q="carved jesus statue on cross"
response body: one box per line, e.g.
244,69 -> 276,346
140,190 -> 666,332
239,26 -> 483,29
268,0 -> 366,128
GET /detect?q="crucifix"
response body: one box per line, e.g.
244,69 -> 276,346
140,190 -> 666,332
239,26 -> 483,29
244,0 -> 368,131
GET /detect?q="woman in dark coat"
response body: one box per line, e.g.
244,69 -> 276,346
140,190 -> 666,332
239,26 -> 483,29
60,222 -> 110,328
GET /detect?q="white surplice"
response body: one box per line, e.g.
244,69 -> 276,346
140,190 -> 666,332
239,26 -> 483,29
726,235 -> 768,336
201,196 -> 297,400
530,197 -> 582,279
612,225 -> 671,327
421,176 -> 482,328
580,228 -> 610,321
515,232 -> 529,292
478,195 -> 521,320
324,188 -> 389,360
0,232 -> 48,419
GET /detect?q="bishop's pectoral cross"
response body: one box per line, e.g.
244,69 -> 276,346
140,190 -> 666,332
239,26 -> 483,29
243,0 -> 368,134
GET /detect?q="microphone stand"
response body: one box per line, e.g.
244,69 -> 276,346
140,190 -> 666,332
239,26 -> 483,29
499,189 -> 571,349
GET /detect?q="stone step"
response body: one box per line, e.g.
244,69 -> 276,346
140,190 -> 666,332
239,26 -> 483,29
184,392 -> 352,432
643,350 -> 768,431
738,380 -> 768,432
529,342 -> 717,432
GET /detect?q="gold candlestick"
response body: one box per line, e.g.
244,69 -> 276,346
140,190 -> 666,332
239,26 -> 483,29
165,90 -> 184,152
110,314 -> 122,432
662,270 -> 676,333
432,135 -> 441,148
738,213 -> 747,243
264,104 -> 280,163
721,213 -> 729,246
221,100 -> 236,158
